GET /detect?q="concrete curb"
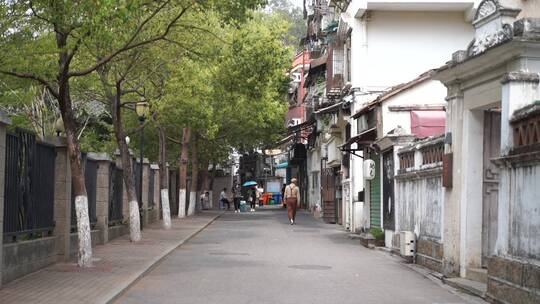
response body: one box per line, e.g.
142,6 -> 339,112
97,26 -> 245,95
104,212 -> 224,304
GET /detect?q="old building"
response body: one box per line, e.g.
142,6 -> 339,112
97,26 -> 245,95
435,0 -> 540,302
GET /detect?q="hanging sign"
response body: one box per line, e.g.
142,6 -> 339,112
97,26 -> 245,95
364,159 -> 376,180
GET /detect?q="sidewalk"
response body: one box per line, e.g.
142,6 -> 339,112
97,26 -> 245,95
0,211 -> 222,304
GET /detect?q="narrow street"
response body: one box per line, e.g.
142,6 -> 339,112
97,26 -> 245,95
115,209 -> 483,304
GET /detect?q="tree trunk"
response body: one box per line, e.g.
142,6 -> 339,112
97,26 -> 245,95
97,69 -> 141,241
208,160 -> 216,209
178,127 -> 191,218
157,125 -> 171,229
59,92 -> 93,267
188,133 -> 198,216
55,29 -> 92,267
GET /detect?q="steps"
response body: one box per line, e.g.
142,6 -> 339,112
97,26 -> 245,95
467,267 -> 488,284
443,277 -> 487,298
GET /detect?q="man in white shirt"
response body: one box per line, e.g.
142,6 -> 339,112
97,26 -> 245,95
284,178 -> 300,225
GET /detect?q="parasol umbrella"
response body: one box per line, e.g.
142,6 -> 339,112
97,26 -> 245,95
242,181 -> 257,187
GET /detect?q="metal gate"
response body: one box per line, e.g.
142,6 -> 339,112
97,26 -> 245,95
321,167 -> 336,224
370,153 -> 381,228
3,129 -> 55,239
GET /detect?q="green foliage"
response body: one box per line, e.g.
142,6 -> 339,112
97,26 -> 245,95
1,0 -> 294,167
370,228 -> 385,241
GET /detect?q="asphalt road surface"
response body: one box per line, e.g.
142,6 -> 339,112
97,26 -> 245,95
115,208 -> 484,304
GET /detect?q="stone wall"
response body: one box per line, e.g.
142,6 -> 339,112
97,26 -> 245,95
487,256 -> 540,304
2,237 -> 57,284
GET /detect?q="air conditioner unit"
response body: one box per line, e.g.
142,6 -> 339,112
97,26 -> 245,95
400,231 -> 416,257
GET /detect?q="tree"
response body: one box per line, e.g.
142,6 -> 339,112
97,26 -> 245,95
0,0 -> 264,266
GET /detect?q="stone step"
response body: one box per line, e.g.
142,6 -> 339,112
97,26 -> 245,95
467,267 -> 488,283
444,277 -> 487,299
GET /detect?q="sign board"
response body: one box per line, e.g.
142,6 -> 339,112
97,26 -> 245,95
364,159 -> 376,180
266,180 -> 281,193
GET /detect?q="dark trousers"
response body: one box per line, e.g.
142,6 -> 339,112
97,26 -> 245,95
221,199 -> 230,210
250,200 -> 256,209
287,198 -> 297,221
234,198 -> 240,211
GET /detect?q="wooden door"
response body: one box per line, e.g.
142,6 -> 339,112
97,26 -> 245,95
482,110 -> 501,267
382,150 -> 395,230
370,153 -> 381,228
335,170 -> 343,225
322,168 -> 336,224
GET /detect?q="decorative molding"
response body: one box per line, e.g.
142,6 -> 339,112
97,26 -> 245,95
474,0 -> 499,23
501,71 -> 540,85
467,23 -> 513,57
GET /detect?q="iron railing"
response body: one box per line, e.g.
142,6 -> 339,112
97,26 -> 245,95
108,164 -> 124,225
3,129 -> 55,239
148,169 -> 155,208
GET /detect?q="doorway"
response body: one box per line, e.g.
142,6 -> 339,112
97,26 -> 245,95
481,109 -> 501,267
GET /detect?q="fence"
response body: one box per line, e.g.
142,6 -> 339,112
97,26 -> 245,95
3,129 -> 55,240
108,164 -> 124,225
148,169 -> 155,208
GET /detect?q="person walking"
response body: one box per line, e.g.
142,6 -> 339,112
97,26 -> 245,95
284,178 -> 300,225
233,185 -> 242,213
249,186 -> 257,212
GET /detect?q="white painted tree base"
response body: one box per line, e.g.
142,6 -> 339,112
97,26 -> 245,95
129,200 -> 142,242
178,189 -> 186,218
74,195 -> 93,267
188,191 -> 196,216
161,189 -> 172,229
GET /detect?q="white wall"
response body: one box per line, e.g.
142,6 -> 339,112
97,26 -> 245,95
351,11 -> 473,91
381,80 -> 447,135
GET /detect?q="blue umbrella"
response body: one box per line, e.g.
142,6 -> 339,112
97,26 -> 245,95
242,181 -> 257,187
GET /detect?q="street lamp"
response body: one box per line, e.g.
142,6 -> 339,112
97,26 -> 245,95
135,101 -> 149,230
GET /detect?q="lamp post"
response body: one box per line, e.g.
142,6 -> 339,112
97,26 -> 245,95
135,101 -> 149,230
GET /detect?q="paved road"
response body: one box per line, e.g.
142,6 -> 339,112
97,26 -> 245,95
116,209 -> 483,304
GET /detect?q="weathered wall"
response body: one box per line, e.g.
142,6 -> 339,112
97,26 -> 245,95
498,164 -> 540,260
2,237 -> 58,284
395,170 -> 443,241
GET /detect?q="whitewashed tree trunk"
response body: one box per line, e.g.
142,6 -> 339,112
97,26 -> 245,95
178,188 -> 186,218
129,200 -> 142,242
188,191 -> 196,216
75,195 -> 93,267
161,189 -> 172,229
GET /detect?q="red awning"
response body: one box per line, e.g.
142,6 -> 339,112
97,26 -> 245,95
410,110 -> 445,138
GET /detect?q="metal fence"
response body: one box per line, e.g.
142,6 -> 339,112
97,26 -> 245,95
148,169 -> 155,208
3,129 -> 55,239
108,164 -> 124,225
133,158 -> 142,204
168,170 -> 179,216
70,155 -> 98,231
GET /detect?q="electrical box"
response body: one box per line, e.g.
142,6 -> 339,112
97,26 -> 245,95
400,231 -> 416,257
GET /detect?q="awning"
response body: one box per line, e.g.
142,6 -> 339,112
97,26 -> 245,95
275,162 -> 288,169
340,127 -> 377,151
286,118 -> 316,135
314,101 -> 343,115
